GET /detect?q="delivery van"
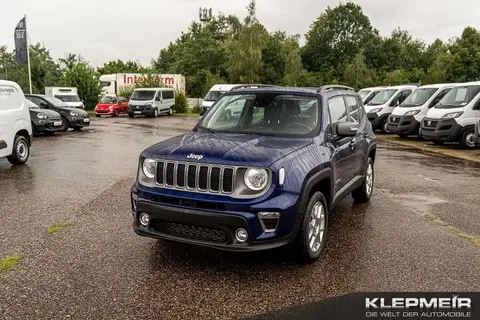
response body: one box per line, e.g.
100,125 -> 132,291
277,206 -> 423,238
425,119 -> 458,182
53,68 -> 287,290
358,86 -> 387,105
387,83 -> 459,138
127,88 -> 175,118
199,84 -> 244,116
45,87 -> 84,109
0,80 -> 33,165
421,81 -> 480,148
364,85 -> 418,133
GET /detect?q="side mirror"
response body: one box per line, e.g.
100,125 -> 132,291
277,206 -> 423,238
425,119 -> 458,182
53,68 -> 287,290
336,122 -> 358,137
40,101 -> 48,107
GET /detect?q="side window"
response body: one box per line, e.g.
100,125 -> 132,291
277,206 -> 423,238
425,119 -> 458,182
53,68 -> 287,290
400,90 -> 412,103
252,106 -> 265,124
162,90 -> 174,100
328,96 -> 348,135
364,91 -> 378,105
430,89 -> 450,108
345,96 -> 362,123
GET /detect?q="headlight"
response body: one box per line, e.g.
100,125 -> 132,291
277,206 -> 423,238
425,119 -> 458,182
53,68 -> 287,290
70,111 -> 79,116
36,113 -> 47,119
442,112 -> 463,119
109,106 -> 113,110
369,108 -> 382,114
142,158 -> 156,179
404,110 -> 420,116
244,168 -> 268,191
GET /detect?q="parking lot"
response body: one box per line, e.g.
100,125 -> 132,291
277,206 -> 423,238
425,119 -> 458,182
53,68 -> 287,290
1,115 -> 479,320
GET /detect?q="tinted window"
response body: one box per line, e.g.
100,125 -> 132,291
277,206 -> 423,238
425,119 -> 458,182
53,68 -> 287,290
345,96 -> 362,122
328,96 -> 348,134
401,90 -> 412,102
162,90 -> 174,100
131,90 -> 156,101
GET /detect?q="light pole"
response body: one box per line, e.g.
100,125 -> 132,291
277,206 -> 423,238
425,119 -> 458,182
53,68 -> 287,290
199,7 -> 212,26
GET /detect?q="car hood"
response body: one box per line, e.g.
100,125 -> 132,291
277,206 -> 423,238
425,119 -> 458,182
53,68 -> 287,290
141,131 -> 314,167
391,106 -> 422,116
29,109 -> 60,117
129,100 -> 153,106
59,107 -> 88,115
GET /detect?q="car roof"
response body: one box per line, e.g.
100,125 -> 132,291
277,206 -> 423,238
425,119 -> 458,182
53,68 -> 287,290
133,87 -> 173,91
359,86 -> 388,91
225,86 -> 359,98
0,80 -> 22,91
210,84 -> 244,91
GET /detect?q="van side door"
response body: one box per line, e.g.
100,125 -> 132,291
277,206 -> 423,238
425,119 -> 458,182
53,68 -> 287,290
162,90 -> 175,110
153,91 -> 162,111
344,95 -> 367,178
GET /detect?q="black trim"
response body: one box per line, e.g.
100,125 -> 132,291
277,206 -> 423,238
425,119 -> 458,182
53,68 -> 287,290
299,167 -> 333,213
133,200 -> 294,251
387,115 -> 420,135
420,118 -> 463,141
367,112 -> 389,130
0,140 -> 6,150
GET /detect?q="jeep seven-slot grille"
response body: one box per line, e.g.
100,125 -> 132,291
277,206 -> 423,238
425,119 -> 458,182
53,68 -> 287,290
155,161 -> 235,194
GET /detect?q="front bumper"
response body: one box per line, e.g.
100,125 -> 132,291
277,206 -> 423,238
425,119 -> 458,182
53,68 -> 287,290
128,106 -> 155,116
33,119 -> 64,132
367,112 -> 388,130
131,185 -> 300,252
70,117 -> 90,128
387,115 -> 420,135
420,118 -> 462,141
95,109 -> 114,115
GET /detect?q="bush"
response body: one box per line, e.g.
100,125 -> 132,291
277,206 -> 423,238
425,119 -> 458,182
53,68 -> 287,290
192,103 -> 201,114
174,92 -> 188,113
117,85 -> 135,99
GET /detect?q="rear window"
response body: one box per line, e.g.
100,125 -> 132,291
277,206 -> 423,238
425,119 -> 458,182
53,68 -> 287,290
162,90 -> 174,99
0,85 -> 22,111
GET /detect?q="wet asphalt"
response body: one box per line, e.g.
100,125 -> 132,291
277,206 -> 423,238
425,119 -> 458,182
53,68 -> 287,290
0,116 -> 479,320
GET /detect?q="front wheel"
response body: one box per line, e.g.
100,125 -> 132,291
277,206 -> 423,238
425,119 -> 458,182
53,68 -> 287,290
352,157 -> 374,203
154,108 -> 159,118
7,135 -> 30,165
381,119 -> 390,133
460,127 -> 476,149
168,107 -> 173,116
113,109 -> 119,117
295,191 -> 328,264
60,118 -> 69,132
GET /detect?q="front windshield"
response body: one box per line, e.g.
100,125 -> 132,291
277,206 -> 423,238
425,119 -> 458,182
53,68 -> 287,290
400,88 -> 438,107
100,96 -> 118,103
368,89 -> 397,105
199,93 -> 320,137
204,90 -> 227,102
358,90 -> 370,98
436,85 -> 480,109
43,96 -> 68,107
130,90 -> 156,101
55,94 -> 80,102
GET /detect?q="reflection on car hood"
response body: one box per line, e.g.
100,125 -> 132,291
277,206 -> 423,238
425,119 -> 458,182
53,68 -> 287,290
60,107 -> 88,115
141,131 -> 314,167
29,109 -> 61,117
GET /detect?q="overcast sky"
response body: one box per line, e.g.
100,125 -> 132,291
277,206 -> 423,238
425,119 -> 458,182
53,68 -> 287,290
1,0 -> 479,67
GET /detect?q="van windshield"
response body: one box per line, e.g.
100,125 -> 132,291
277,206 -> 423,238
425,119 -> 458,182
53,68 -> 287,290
368,89 -> 397,105
130,90 -> 156,101
198,92 -> 320,138
358,90 -> 370,98
436,86 -> 480,109
55,94 -> 80,102
204,90 -> 227,102
400,88 -> 438,107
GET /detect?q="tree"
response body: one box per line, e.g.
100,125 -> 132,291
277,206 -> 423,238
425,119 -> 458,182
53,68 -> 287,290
63,62 -> 102,110
447,27 -> 480,82
342,51 -> 375,90
97,60 -> 146,74
302,2 -> 378,81
282,35 -> 310,86
227,0 -> 268,83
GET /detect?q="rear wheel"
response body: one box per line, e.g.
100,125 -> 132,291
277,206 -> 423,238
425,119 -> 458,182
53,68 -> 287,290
7,135 -> 30,165
352,157 -> 374,203
154,108 -> 159,117
295,191 -> 328,264
460,127 -> 476,149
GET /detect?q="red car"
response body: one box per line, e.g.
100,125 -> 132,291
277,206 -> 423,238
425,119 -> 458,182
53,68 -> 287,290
94,96 -> 129,117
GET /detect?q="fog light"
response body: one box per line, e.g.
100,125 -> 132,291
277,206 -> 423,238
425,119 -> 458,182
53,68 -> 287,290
139,213 -> 150,226
235,228 -> 248,243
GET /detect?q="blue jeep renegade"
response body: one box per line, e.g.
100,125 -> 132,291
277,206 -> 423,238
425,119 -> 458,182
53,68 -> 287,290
131,86 -> 376,263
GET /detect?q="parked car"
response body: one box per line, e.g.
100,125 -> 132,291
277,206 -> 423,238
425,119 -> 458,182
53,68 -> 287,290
130,86 -> 377,263
387,83 -> 459,138
200,84 -> 244,116
364,85 -> 417,133
0,80 -> 32,165
358,86 -> 387,105
420,81 -> 480,148
94,96 -> 129,117
26,99 -> 63,136
127,88 -> 175,118
25,94 -> 90,131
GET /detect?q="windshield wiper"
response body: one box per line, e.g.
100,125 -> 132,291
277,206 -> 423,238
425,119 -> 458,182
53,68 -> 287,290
198,125 -> 216,134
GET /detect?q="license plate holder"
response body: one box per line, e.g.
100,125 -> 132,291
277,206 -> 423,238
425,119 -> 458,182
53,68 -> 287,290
83,118 -> 90,123
53,121 -> 62,126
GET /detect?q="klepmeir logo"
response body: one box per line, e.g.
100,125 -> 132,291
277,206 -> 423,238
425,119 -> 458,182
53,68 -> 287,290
0,88 -> 14,93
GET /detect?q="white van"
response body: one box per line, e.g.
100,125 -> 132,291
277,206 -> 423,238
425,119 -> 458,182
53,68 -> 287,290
358,86 -> 387,105
0,80 -> 33,165
127,87 -> 175,118
364,85 -> 418,132
200,84 -> 243,116
45,87 -> 84,109
420,81 -> 480,148
387,83 -> 459,138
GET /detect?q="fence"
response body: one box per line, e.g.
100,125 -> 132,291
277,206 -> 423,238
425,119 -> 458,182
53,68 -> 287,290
187,98 -> 203,109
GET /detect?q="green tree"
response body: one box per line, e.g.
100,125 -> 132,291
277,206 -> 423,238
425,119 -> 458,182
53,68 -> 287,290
342,51 -> 375,90
447,27 -> 480,82
282,35 -> 310,86
97,60 -> 146,74
63,62 -> 102,110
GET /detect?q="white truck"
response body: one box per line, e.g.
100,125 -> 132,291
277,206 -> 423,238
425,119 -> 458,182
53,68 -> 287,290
45,87 -> 84,109
99,73 -> 186,97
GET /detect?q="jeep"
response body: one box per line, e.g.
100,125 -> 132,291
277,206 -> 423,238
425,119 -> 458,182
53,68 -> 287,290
131,86 -> 377,263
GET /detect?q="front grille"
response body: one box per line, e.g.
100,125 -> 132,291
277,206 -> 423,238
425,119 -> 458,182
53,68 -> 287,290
423,119 -> 438,128
50,116 -> 61,121
155,160 -> 235,194
390,116 -> 400,123
151,220 -> 226,243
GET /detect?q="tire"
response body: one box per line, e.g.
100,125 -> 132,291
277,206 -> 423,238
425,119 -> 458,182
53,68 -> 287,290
381,119 -> 390,133
60,118 -> 69,132
295,191 -> 328,264
95,114 -> 101,118
352,157 -> 374,203
460,127 -> 476,149
154,108 -> 158,118
128,113 -> 134,118
168,107 -> 173,116
7,135 -> 30,166
114,109 -> 119,117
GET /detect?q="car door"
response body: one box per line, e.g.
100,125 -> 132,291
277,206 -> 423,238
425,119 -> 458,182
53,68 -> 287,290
344,95 -> 367,178
162,90 -> 174,110
326,95 -> 355,196
121,97 -> 128,112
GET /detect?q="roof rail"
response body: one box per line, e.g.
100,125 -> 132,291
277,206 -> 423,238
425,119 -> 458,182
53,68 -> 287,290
230,84 -> 281,91
317,84 -> 355,92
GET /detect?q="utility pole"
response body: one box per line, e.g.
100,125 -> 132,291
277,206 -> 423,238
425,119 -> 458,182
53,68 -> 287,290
199,7 -> 213,27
